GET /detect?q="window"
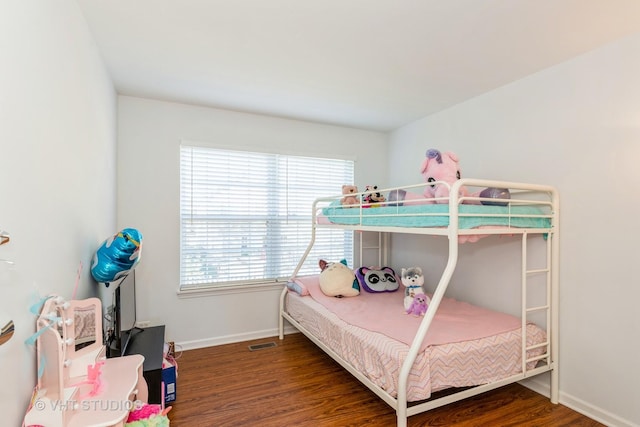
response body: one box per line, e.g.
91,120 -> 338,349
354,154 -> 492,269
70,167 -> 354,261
180,145 -> 354,291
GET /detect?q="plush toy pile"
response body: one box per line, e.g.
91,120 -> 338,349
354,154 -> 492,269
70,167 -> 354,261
314,262 -> 431,317
401,267 -> 429,311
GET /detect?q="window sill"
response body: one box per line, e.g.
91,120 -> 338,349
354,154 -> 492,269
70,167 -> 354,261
176,281 -> 285,299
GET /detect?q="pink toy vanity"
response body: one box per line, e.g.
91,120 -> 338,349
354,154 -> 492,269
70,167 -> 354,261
23,296 -> 148,427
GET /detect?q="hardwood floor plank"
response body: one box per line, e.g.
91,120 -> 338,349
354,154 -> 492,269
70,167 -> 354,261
168,333 -> 602,426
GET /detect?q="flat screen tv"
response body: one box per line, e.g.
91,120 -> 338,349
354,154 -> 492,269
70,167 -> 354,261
109,271 -> 142,357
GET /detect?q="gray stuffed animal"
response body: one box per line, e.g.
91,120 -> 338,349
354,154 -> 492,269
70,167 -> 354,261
401,267 -> 430,310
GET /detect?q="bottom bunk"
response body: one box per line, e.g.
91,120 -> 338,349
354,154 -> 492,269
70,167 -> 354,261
279,274 -> 554,425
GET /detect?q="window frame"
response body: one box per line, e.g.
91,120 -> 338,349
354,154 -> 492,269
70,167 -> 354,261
177,143 -> 355,297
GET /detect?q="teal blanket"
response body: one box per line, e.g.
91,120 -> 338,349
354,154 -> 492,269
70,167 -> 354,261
321,202 -> 551,229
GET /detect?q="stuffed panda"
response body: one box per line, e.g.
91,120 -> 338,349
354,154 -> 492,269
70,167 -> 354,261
356,266 -> 399,293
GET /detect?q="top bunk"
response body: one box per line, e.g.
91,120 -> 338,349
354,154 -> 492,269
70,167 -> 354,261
314,178 -> 558,240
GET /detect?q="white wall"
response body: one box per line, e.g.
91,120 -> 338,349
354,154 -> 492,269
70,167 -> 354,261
0,1 -> 116,425
388,33 -> 640,427
117,96 -> 388,348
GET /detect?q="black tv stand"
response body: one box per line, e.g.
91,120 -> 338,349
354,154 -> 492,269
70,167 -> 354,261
117,325 -> 166,404
121,326 -> 144,356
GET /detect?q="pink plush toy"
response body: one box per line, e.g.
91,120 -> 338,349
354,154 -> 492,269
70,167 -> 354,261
388,148 -> 510,206
388,149 -> 465,205
420,149 -> 469,202
405,293 -> 429,317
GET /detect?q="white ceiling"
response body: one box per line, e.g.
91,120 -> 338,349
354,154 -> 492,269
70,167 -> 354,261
77,0 -> 640,132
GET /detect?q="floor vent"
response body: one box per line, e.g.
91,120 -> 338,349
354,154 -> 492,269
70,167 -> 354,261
248,342 -> 277,351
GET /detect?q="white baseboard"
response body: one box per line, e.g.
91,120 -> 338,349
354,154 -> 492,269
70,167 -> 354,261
175,326 -> 298,351
520,378 -> 637,427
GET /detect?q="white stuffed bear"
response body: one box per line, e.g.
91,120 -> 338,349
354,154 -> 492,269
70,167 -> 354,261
319,259 -> 360,297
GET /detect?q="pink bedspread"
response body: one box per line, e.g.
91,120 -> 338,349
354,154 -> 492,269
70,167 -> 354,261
295,275 -> 522,352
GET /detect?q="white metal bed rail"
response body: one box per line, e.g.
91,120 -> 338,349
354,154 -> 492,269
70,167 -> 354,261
395,179 -> 559,427
279,178 -> 560,427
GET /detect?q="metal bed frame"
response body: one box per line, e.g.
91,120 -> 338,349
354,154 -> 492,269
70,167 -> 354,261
279,178 -> 559,427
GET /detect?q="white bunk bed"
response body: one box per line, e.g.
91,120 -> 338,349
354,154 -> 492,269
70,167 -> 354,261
278,178 -> 559,427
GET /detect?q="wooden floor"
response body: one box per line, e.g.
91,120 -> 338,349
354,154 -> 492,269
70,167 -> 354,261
168,333 -> 602,427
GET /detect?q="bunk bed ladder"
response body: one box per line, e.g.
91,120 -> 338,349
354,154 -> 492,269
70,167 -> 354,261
358,231 -> 388,267
521,231 -> 552,376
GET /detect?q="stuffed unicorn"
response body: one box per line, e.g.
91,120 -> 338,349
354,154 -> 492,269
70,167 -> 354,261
388,148 -> 510,206
419,149 -> 468,202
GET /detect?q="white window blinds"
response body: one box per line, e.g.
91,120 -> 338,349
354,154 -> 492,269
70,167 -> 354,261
180,145 -> 354,289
